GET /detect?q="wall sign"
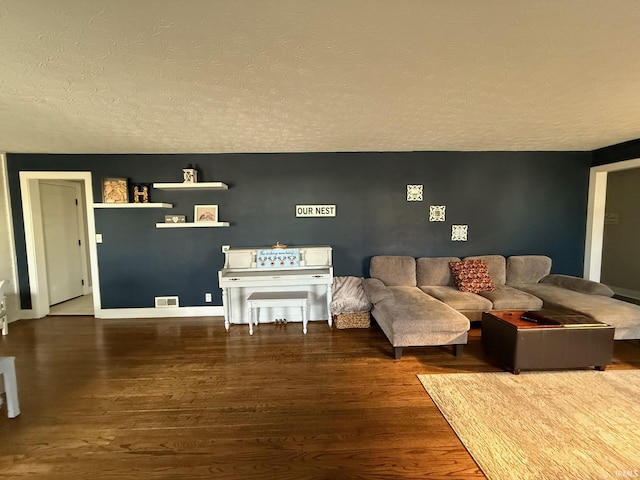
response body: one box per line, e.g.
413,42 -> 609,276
257,248 -> 300,268
295,205 -> 337,217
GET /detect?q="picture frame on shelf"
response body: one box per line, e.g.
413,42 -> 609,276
194,205 -> 218,223
102,177 -> 129,203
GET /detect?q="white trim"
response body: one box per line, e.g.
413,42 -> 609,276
0,154 -> 20,322
19,172 -> 101,318
97,305 -> 224,319
13,309 -> 38,321
584,157 -> 640,281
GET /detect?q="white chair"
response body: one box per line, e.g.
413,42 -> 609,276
0,280 -> 7,335
0,356 -> 20,418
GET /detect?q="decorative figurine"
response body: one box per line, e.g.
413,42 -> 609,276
132,184 -> 150,203
183,164 -> 198,183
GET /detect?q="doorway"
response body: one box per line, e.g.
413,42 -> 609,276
40,180 -> 87,306
19,172 -> 101,318
584,157 -> 640,283
599,167 -> 640,300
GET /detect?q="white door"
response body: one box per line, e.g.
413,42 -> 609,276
40,181 -> 84,305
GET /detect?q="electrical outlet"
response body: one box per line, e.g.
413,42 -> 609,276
205,293 -> 212,302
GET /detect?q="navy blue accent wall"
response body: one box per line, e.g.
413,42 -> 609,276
8,151 -> 592,309
593,138 -> 640,166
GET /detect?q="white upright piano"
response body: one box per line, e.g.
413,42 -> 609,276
218,245 -> 333,330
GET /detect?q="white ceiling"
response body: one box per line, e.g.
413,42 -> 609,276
2,1 -> 640,154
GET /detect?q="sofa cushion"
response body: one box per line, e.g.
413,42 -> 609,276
463,255 -> 506,285
417,257 -> 461,286
506,255 -> 552,285
449,259 -> 495,294
477,284 -> 543,310
540,274 -> 614,297
380,287 -> 470,334
420,285 -> 492,310
370,256 -> 416,287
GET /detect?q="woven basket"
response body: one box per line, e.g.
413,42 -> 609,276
333,311 -> 371,329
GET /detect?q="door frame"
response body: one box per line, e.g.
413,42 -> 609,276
584,157 -> 640,281
20,171 -> 101,318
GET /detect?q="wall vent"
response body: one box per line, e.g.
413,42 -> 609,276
155,296 -> 179,308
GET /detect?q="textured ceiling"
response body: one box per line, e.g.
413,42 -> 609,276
1,1 -> 640,154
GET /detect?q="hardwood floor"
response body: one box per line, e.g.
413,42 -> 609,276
1,316 -> 639,479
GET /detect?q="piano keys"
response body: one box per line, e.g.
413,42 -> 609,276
218,245 -> 333,331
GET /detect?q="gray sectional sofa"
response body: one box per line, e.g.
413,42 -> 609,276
363,254 -> 640,359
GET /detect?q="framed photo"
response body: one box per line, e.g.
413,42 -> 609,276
194,204 -> 218,223
102,177 -> 129,203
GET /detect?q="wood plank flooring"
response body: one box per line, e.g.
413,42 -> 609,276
1,316 -> 639,479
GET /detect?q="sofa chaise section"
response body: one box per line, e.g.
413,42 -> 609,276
510,269 -> 640,340
365,254 -> 640,360
364,256 -> 470,359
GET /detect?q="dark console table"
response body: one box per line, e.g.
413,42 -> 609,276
481,309 -> 614,374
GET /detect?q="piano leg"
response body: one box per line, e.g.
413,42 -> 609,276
249,304 -> 255,335
222,288 -> 230,332
302,301 -> 308,334
326,284 -> 333,328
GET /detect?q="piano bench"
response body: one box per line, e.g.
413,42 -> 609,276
246,291 -> 309,335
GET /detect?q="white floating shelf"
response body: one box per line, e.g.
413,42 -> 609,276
94,202 -> 174,209
153,182 -> 228,190
155,221 -> 230,228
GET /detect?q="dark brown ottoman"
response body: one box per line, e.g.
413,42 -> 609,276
482,310 -> 615,374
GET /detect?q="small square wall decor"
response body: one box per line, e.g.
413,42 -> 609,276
451,225 -> 468,241
429,205 -> 446,222
407,185 -> 423,201
102,177 -> 128,203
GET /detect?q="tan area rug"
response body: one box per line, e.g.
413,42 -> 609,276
418,370 -> 640,480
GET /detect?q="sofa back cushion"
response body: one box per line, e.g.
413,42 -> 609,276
506,255 -> 552,284
370,256 -> 417,286
540,274 -> 614,297
416,257 -> 461,286
463,255 -> 506,285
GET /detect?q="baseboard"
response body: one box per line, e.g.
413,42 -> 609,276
12,309 -> 38,321
610,286 -> 640,301
95,305 -> 225,319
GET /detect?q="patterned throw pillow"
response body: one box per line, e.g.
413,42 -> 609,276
449,259 -> 495,294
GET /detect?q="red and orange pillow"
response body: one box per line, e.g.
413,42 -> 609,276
449,259 -> 495,294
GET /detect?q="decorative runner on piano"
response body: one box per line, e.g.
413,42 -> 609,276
257,248 -> 300,268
